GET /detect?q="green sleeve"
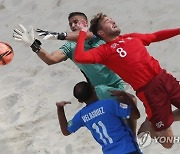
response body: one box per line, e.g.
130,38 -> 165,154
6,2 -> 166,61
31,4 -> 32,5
59,42 -> 74,60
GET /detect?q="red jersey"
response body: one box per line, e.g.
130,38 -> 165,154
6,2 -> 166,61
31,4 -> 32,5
75,29 -> 180,91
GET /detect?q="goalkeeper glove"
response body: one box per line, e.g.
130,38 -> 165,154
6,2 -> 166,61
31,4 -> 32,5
13,24 -> 42,53
35,28 -> 67,40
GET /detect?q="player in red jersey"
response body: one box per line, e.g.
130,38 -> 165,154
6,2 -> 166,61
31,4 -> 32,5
74,13 -> 180,149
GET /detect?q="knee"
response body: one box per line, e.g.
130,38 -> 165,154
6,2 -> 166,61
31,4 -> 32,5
161,142 -> 174,149
156,127 -> 174,149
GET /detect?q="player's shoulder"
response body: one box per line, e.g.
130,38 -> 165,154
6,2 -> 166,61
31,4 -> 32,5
90,35 -> 104,42
96,99 -> 119,113
63,41 -> 76,48
98,99 -> 118,105
86,36 -> 105,47
122,32 -> 145,38
60,41 -> 75,56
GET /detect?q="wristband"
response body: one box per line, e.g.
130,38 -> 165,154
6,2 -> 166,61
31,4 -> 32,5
57,32 -> 67,40
30,39 -> 42,53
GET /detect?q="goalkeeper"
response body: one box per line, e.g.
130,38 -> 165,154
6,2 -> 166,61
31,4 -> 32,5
13,12 -> 140,135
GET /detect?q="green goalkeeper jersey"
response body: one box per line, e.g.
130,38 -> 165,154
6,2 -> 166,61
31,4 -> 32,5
60,36 -> 125,100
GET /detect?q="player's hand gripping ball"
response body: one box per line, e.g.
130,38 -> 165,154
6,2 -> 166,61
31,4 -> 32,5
0,42 -> 14,66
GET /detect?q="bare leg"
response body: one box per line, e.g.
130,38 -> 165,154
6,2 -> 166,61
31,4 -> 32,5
138,109 -> 180,135
156,127 -> 174,149
173,109 -> 180,121
137,118 -> 156,138
138,119 -> 174,149
154,109 -> 180,148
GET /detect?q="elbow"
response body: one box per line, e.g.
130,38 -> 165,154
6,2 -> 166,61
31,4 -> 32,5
136,112 -> 140,119
74,57 -> 79,63
133,114 -> 140,120
45,59 -> 59,65
135,108 -> 141,119
74,55 -> 82,63
135,110 -> 141,119
62,133 -> 70,136
131,111 -> 140,119
62,130 -> 71,136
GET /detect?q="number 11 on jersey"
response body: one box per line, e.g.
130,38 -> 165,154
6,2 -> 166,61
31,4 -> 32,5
92,121 -> 113,145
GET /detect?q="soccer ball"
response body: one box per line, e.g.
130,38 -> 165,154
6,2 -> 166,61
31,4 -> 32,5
0,42 -> 14,66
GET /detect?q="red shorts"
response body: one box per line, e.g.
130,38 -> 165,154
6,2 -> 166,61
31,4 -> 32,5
136,69 -> 180,131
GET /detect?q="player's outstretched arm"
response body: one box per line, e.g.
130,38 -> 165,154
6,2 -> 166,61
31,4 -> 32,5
74,20 -> 96,63
150,28 -> 180,42
56,101 -> 71,136
110,90 -> 140,119
66,31 -> 94,41
36,48 -> 66,65
13,24 -> 67,65
35,28 -> 94,41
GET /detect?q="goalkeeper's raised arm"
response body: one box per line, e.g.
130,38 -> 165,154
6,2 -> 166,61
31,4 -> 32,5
35,28 -> 93,41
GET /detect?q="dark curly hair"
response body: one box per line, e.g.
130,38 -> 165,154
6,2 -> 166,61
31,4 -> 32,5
73,81 -> 93,102
89,13 -> 107,38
